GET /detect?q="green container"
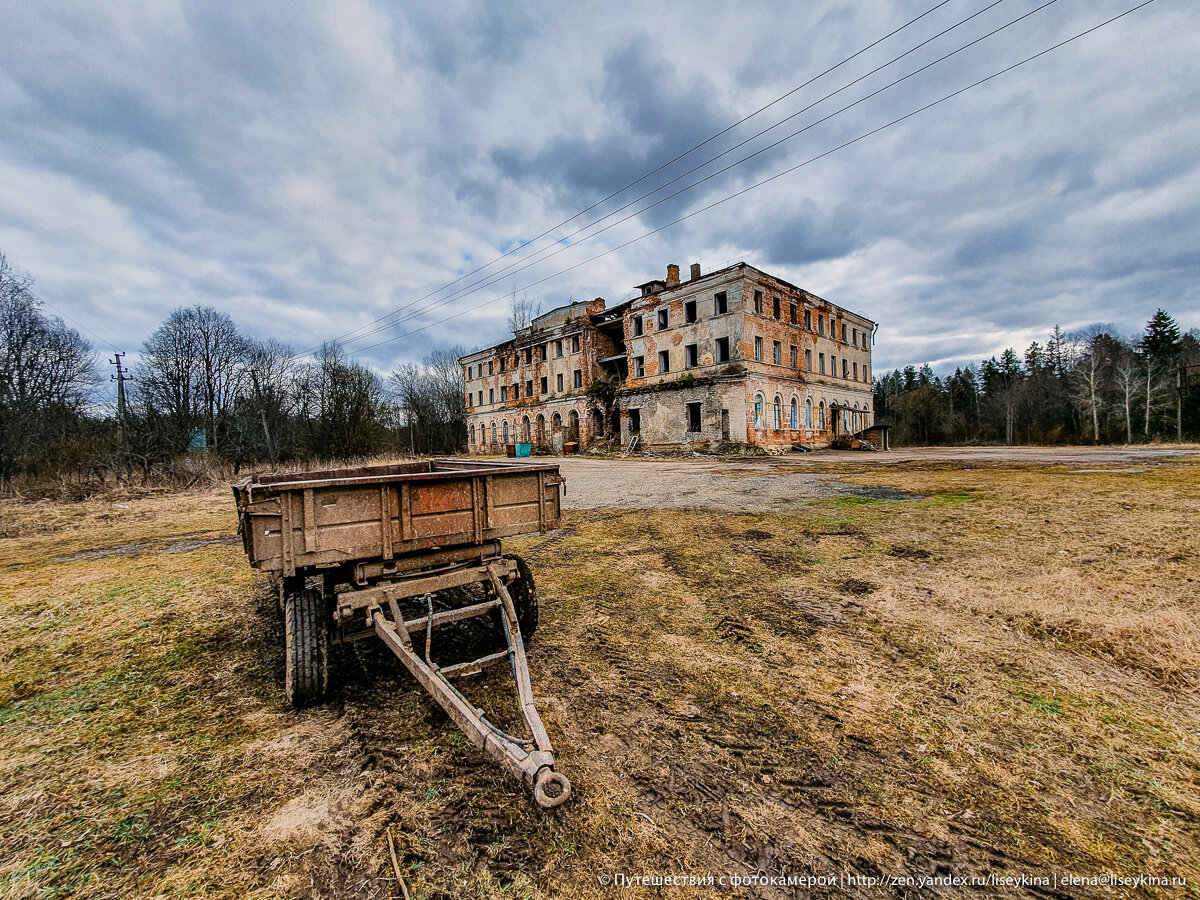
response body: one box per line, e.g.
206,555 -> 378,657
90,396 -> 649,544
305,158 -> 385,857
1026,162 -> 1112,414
515,442 -> 532,457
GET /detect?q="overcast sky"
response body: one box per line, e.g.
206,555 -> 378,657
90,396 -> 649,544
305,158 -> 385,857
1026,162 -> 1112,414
2,0 -> 1197,396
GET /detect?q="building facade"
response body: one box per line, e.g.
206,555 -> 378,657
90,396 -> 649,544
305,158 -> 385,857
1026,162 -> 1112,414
461,262 -> 876,454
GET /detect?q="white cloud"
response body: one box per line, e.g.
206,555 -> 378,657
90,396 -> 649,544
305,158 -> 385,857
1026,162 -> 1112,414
0,0 -> 1195,393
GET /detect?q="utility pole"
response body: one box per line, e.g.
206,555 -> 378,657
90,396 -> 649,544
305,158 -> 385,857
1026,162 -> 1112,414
110,352 -> 130,421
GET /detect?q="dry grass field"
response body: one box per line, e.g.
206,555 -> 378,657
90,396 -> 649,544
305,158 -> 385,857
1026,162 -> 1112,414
1,449 -> 1197,899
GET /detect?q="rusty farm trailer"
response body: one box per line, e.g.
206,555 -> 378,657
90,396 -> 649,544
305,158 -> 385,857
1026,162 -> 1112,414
232,459 -> 571,807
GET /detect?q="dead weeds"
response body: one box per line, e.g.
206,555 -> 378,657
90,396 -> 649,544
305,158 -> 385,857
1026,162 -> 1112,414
0,453 -> 1197,898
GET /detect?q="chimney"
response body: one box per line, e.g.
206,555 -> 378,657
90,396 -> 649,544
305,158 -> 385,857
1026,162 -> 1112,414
689,263 -> 701,281
666,263 -> 680,287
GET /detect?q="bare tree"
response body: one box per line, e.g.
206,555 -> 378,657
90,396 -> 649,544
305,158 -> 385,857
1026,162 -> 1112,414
296,343 -> 392,459
1111,344 -> 1145,444
1070,333 -> 1110,444
0,252 -> 98,488
389,347 -> 467,455
191,306 -> 251,451
507,291 -> 541,335
225,338 -> 296,467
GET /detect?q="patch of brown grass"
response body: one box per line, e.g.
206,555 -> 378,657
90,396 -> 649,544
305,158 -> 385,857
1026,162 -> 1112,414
0,455 -> 1197,898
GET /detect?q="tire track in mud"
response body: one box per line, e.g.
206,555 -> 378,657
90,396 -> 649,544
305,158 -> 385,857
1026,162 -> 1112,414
318,608 -> 554,898
608,520 -> 1065,898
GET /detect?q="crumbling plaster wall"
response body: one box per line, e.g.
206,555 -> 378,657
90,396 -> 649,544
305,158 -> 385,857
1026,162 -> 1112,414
620,377 -> 748,449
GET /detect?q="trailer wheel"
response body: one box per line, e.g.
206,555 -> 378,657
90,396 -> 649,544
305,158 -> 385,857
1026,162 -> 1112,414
283,575 -> 329,708
502,554 -> 539,641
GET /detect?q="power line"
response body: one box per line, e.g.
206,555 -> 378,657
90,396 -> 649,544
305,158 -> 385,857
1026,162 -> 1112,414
38,296 -> 123,354
307,0 -> 958,354
350,0 -> 1158,355
336,0 -> 1015,352
344,0 -> 1060,346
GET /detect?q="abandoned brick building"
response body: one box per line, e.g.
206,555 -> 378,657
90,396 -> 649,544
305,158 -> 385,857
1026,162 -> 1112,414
460,262 -> 877,453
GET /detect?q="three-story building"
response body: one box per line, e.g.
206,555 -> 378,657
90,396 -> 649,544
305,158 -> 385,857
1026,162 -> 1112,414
461,261 -> 876,453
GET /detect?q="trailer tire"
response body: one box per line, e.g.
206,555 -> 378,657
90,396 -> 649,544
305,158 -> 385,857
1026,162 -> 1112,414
284,576 -> 329,708
503,554 -> 539,641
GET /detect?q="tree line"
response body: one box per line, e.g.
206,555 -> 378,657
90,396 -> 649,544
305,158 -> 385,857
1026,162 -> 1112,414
873,311 -> 1200,445
0,251 -> 466,493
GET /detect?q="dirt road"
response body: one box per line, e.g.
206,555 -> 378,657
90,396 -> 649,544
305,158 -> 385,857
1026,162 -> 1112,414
555,445 -> 1198,511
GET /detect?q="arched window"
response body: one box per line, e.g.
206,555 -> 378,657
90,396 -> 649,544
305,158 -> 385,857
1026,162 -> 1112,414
567,409 -> 579,441
491,421 -> 497,443
536,414 -> 546,443
521,416 -> 531,442
753,393 -> 764,429
790,398 -> 797,430
805,398 -> 812,429
843,408 -> 849,431
552,412 -> 562,432
818,401 -> 825,429
502,420 -> 509,443
469,424 -> 475,445
772,395 -> 782,430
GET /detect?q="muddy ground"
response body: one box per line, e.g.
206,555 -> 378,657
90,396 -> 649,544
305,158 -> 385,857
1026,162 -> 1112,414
0,447 -> 1197,899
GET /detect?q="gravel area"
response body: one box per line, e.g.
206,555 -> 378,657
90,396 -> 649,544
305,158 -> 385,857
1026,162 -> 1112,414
554,445 -> 1197,511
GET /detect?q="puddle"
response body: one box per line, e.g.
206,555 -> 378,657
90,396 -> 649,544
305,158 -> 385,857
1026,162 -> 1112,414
53,534 -> 239,563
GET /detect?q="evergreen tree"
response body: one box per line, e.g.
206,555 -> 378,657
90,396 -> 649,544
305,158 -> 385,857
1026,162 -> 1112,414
1139,309 -> 1182,437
